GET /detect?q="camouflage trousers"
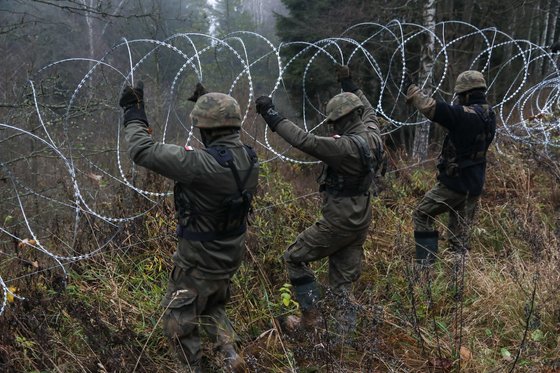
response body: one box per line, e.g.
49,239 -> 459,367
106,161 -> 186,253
413,182 -> 479,252
284,219 -> 368,296
161,265 -> 236,367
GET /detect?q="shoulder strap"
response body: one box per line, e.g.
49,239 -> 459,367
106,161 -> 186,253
239,145 -> 258,192
243,144 -> 258,164
471,104 -> 494,127
470,104 -> 496,146
204,145 -> 257,195
347,134 -> 373,173
205,146 -> 233,167
454,105 -> 496,166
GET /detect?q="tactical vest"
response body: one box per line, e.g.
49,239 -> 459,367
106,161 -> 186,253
319,134 -> 379,197
439,104 -> 496,177
175,145 -> 258,241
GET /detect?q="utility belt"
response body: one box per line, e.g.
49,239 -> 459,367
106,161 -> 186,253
176,223 -> 246,242
438,157 -> 486,177
319,173 -> 372,197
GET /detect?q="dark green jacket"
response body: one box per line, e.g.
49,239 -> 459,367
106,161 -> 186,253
273,90 -> 382,231
125,121 -> 259,278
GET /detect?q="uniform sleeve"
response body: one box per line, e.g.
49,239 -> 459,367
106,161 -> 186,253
354,89 -> 381,136
124,120 -> 197,184
431,102 -> 469,131
406,84 -> 469,132
274,119 -> 346,167
406,84 -> 437,120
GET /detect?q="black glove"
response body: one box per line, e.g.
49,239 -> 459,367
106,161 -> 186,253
119,81 -> 148,126
403,69 -> 415,92
187,82 -> 208,102
255,96 -> 285,131
335,64 -> 359,92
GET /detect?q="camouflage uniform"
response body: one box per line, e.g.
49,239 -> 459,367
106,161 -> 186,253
256,71 -> 383,336
276,89 -> 382,296
406,71 -> 496,262
123,91 -> 258,370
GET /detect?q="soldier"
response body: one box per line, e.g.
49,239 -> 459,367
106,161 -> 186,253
255,65 -> 384,336
119,82 -> 258,372
405,71 -> 496,264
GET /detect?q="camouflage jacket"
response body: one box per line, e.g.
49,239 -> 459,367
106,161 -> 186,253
274,90 -> 382,231
124,121 -> 259,278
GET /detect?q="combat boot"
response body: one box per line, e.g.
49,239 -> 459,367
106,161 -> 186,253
283,279 -> 322,333
333,299 -> 358,338
300,306 -> 322,330
219,344 -> 246,373
414,231 -> 438,266
283,306 -> 322,334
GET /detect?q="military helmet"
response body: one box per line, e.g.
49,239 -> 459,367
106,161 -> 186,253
325,92 -> 363,122
454,70 -> 487,94
190,92 -> 242,129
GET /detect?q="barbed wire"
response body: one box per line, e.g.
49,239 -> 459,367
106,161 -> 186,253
1,21 -> 558,334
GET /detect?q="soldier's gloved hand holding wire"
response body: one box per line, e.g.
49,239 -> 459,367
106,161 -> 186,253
255,96 -> 285,132
188,82 -> 208,102
335,64 -> 359,93
403,69 -> 415,92
119,81 -> 148,126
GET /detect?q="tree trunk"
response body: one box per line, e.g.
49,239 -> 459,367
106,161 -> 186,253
461,0 -> 473,25
530,1 -> 544,76
81,0 -> 95,61
554,0 -> 560,43
540,0 -> 552,74
101,0 -> 127,37
412,0 -> 436,161
544,0 -> 560,74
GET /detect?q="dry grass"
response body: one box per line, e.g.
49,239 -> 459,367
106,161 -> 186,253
1,142 -> 559,372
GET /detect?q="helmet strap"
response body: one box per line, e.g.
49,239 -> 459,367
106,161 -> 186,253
200,128 -> 209,146
459,93 -> 469,105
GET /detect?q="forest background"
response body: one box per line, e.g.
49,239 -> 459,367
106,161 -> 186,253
1,0 -> 560,372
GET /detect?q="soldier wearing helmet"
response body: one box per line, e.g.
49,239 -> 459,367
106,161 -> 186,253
405,70 -> 496,265
119,82 -> 258,372
255,65 -> 384,337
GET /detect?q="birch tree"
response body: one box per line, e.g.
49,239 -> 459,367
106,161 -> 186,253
80,0 -> 95,60
412,0 -> 436,160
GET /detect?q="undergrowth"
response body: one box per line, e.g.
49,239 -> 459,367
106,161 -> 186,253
1,143 -> 559,372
